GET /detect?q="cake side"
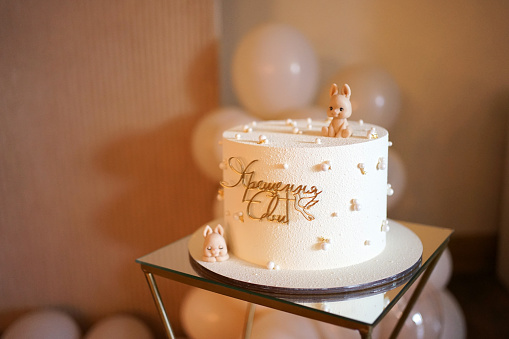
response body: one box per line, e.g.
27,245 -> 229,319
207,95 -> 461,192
220,119 -> 389,270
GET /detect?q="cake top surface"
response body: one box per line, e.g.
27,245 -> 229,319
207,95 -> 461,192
223,119 -> 388,149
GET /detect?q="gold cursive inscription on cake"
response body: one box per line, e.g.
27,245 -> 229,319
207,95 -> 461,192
221,157 -> 322,224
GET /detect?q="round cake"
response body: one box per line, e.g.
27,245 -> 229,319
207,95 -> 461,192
219,118 -> 390,271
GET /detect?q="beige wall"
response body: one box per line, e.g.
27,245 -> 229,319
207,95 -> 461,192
0,0 -> 218,336
220,0 -> 509,236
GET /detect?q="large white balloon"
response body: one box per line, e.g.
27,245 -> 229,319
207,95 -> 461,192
250,310 -> 320,339
84,314 -> 153,339
191,107 -> 255,182
2,309 -> 81,339
439,289 -> 466,339
388,149 -> 407,211
378,285 -> 443,339
319,65 -> 401,128
232,23 -> 319,119
180,288 -> 248,339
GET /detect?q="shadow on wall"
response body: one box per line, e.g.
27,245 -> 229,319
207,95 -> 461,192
94,115 -> 217,253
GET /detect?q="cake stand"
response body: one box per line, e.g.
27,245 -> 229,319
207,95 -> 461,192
136,221 -> 453,339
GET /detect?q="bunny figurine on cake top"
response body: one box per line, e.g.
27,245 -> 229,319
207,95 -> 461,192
202,224 -> 229,262
322,83 -> 353,138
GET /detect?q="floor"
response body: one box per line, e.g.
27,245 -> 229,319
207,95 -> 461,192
448,272 -> 509,339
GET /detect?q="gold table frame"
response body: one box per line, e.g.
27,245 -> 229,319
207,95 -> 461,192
136,221 -> 453,339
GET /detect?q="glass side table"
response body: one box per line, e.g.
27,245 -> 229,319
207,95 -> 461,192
136,221 -> 453,339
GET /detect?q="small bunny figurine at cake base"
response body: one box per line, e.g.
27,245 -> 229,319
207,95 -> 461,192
202,224 -> 229,262
322,83 -> 353,138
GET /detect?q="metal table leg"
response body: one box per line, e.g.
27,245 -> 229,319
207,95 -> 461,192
144,271 -> 176,339
243,303 -> 256,339
389,248 -> 445,339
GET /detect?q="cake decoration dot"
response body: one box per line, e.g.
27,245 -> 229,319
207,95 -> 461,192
387,184 -> 394,196
217,188 -> 224,201
235,133 -> 241,140
388,141 -> 393,147
292,127 -> 299,134
243,125 -> 252,133
319,237 -> 332,251
266,261 -> 280,270
307,118 -> 312,124
368,127 -> 378,139
364,240 -> 371,246
251,121 -> 257,126
257,135 -> 268,144
381,220 -> 390,232
359,119 -> 364,125
282,163 -> 289,169
321,161 -> 331,171
307,123 -> 313,129
286,119 -> 293,126
351,199 -> 361,211
315,138 -> 321,144
358,163 -> 367,175
331,212 -> 338,217
377,157 -> 387,170
233,212 -> 244,222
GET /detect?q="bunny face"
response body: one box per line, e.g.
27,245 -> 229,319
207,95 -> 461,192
202,224 -> 229,262
327,83 -> 352,119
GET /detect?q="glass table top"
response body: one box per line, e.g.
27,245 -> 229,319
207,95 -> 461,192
136,221 -> 452,330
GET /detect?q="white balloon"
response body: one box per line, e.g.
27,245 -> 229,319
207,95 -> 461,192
378,285 -> 443,339
319,65 -> 401,128
191,107 -> 255,182
84,314 -> 153,339
2,309 -> 81,339
250,310 -> 320,339
387,149 -> 407,211
429,248 -> 453,290
232,23 -> 319,119
439,289 -> 466,339
180,288 -> 248,339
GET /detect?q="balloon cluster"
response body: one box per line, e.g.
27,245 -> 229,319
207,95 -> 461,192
191,23 -> 406,211
1,311 -> 155,339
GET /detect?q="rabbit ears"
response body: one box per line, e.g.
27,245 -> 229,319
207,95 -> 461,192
203,224 -> 225,237
329,83 -> 351,99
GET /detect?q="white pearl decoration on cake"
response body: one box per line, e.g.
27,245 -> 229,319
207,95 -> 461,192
315,138 -> 321,144
387,184 -> 394,196
351,199 -> 361,211
243,124 -> 252,133
377,157 -> 387,170
234,133 -> 241,140
358,163 -> 367,175
266,261 -> 280,270
292,127 -> 299,134
257,135 -> 268,144
321,161 -> 331,171
381,220 -> 390,232
282,163 -> 289,169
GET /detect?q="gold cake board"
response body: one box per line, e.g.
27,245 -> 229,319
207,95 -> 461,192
188,219 -> 422,298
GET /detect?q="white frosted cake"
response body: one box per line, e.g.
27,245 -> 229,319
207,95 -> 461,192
219,118 -> 390,271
